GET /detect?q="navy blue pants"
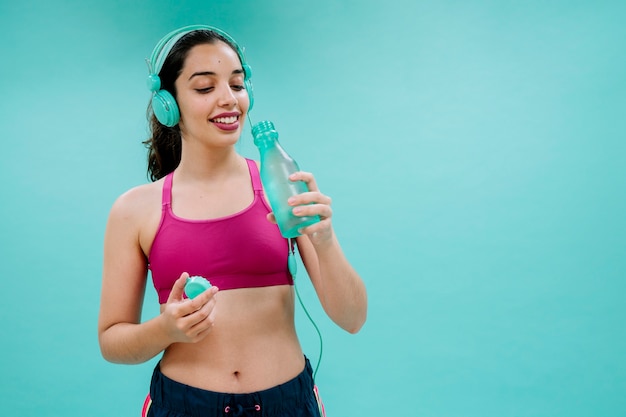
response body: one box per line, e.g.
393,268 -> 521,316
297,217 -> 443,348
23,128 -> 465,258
143,358 -> 323,417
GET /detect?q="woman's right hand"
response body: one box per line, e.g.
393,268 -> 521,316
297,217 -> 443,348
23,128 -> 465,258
160,273 -> 219,344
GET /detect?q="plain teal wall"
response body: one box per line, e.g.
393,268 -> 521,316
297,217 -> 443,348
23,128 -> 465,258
1,0 -> 625,416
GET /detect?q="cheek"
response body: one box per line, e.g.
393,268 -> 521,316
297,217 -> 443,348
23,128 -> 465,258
238,90 -> 251,114
178,94 -> 209,120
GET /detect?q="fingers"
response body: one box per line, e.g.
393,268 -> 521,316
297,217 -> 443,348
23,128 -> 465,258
188,297 -> 217,333
291,201 -> 332,219
166,287 -> 218,343
299,218 -> 333,236
289,171 -> 318,191
187,285 -> 219,313
287,171 -> 335,242
181,290 -> 218,341
167,273 -> 189,303
287,171 -> 331,213
163,273 -> 219,343
177,285 -> 218,319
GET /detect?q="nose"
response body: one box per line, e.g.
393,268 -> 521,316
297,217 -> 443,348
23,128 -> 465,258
216,83 -> 237,107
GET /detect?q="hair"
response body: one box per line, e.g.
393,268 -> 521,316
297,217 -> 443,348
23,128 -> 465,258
143,30 -> 241,181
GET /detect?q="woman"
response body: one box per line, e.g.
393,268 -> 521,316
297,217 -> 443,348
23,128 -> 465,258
98,25 -> 367,417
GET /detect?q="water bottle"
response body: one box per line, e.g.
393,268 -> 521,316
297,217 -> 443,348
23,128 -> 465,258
252,120 -> 320,238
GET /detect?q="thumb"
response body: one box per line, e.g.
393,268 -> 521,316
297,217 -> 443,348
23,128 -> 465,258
167,272 -> 189,303
266,212 -> 277,224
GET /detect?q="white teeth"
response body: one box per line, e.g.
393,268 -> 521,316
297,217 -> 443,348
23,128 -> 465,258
212,116 -> 238,124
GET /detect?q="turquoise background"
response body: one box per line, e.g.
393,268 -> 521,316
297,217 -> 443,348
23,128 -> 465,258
1,0 -> 625,415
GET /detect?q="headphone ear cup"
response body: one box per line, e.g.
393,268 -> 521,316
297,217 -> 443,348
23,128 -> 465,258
245,79 -> 254,111
241,63 -> 254,111
152,89 -> 180,127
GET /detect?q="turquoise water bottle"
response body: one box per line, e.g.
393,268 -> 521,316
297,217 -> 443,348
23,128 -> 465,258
252,120 -> 320,238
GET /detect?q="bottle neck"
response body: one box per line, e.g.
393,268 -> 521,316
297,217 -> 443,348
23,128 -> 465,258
254,133 -> 280,150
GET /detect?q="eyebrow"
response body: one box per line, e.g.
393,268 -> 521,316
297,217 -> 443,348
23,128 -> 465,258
188,68 -> 244,81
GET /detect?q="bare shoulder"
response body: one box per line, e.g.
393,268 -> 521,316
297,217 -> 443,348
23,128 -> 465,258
109,180 -> 163,220
106,180 -> 164,253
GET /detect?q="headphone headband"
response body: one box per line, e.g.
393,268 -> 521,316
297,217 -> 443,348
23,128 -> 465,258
147,24 -> 251,79
146,24 -> 254,126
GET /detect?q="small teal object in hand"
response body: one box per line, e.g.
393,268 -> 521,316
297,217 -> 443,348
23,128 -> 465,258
184,276 -> 212,299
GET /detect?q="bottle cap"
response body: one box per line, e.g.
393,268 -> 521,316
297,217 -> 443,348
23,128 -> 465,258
184,276 -> 212,299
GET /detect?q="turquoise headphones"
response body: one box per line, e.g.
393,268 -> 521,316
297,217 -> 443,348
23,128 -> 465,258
146,24 -> 254,127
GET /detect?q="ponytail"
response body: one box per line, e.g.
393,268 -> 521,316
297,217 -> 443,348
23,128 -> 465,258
143,106 -> 181,181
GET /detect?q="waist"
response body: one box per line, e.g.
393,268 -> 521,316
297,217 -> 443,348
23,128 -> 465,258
149,357 -> 315,416
160,333 -> 304,393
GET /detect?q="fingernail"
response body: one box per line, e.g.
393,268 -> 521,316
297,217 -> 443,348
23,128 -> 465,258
288,197 -> 296,205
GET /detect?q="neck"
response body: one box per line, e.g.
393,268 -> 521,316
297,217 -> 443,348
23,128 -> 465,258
176,143 -> 244,182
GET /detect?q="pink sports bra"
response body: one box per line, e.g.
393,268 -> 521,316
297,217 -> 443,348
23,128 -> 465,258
148,159 -> 293,304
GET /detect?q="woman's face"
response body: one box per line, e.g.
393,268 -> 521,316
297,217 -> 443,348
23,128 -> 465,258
175,41 -> 250,147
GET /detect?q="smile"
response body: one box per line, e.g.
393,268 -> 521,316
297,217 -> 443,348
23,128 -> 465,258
210,115 -> 239,124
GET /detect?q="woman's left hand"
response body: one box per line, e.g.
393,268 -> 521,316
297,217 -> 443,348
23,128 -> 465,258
267,171 -> 333,246
288,171 -> 334,245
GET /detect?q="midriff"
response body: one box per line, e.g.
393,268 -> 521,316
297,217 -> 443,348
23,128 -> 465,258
158,285 -> 305,393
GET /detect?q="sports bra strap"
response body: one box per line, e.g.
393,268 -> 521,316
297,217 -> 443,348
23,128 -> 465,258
246,159 -> 263,193
162,172 -> 173,207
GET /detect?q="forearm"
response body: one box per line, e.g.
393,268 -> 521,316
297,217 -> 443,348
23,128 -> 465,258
309,234 -> 368,333
99,316 -> 171,364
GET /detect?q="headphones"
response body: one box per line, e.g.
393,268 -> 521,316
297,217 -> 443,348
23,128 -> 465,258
146,24 -> 254,127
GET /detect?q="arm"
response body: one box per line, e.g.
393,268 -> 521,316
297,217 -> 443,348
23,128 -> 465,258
98,189 -> 218,364
288,172 -> 367,334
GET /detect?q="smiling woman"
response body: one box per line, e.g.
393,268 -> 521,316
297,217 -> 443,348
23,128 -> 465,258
176,42 -> 248,138
97,25 -> 367,417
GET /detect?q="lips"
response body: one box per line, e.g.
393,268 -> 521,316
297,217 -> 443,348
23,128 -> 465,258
210,112 -> 240,131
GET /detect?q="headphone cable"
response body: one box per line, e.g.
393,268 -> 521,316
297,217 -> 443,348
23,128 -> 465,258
288,238 -> 324,380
